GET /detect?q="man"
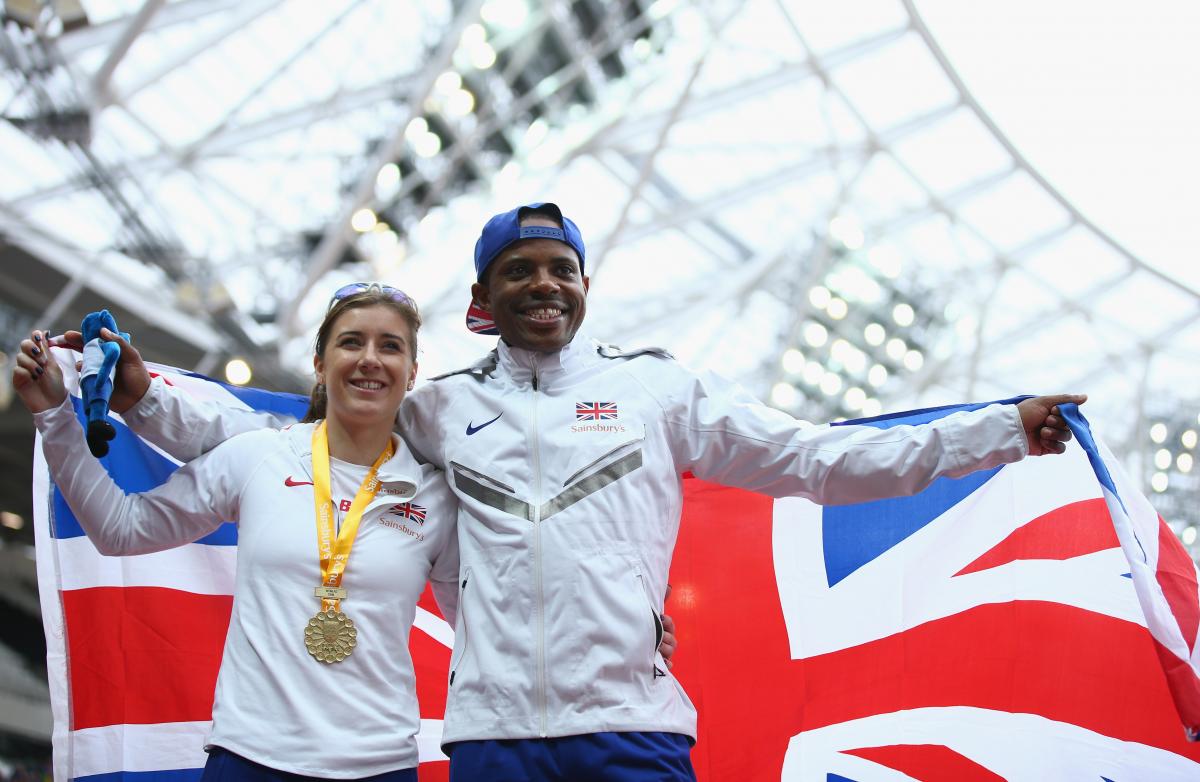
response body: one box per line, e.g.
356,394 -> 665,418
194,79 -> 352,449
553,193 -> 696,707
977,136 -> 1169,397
396,202 -> 1085,781
62,203 -> 1083,782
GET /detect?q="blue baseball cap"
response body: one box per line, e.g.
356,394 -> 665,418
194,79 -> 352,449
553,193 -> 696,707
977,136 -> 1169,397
467,202 -> 586,335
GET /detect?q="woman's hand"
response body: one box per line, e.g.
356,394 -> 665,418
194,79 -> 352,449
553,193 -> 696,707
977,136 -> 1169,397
13,329 -> 67,414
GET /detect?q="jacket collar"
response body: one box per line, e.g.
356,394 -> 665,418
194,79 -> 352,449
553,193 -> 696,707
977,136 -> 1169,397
283,421 -> 421,499
495,330 -> 601,390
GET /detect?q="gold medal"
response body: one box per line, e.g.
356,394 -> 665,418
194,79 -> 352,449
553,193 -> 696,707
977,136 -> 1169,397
304,608 -> 358,663
306,421 -> 393,666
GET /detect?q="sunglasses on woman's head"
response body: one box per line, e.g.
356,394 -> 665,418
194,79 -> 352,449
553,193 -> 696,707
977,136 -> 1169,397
327,282 -> 415,311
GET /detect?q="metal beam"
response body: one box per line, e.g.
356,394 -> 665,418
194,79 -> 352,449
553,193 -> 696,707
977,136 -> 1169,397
57,0 -> 247,58
102,0 -> 281,110
579,25 -> 910,155
587,7 -> 717,276
88,0 -> 167,108
597,143 -> 873,251
407,0 -> 663,214
12,71 -> 418,205
279,0 -> 487,339
0,206 -> 225,351
547,0 -> 604,103
902,0 -> 1200,305
176,0 -> 367,167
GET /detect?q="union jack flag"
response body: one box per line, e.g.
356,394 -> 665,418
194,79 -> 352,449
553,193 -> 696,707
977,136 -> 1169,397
31,360 -> 1200,781
576,401 -> 618,421
389,502 -> 427,525
465,302 -> 497,336
669,400 -> 1200,780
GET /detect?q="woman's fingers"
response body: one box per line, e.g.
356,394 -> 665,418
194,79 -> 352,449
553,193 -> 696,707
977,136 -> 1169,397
13,350 -> 41,382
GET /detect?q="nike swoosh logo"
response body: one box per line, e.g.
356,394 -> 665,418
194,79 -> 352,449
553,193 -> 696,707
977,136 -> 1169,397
284,476 -> 314,487
466,412 -> 503,436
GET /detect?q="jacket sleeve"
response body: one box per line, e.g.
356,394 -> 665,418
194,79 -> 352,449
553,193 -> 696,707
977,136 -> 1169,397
428,532 -> 460,627
35,397 -> 249,555
657,367 -> 1027,505
397,384 -> 444,467
425,471 -> 460,625
121,376 -> 295,462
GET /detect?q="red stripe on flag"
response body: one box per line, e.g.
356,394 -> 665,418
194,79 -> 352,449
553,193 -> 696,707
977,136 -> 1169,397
669,479 -> 1200,781
417,761 -> 448,781
844,744 -> 1006,781
413,584 -> 451,720
64,586 -> 231,730
1156,515 -> 1200,656
799,602 -> 1198,749
1153,637 -> 1200,735
412,639 -> 451,720
416,582 -> 445,620
955,498 -> 1118,576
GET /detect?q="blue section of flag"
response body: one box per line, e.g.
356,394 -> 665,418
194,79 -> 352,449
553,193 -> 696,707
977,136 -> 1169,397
823,467 -> 1002,587
827,775 -> 860,782
834,395 -> 1029,431
821,399 -> 1021,586
1058,402 -> 1149,563
75,768 -> 203,782
1058,403 -> 1123,509
49,396 -> 237,545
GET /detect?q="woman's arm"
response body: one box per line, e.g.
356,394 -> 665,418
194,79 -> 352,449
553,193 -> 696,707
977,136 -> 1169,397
35,397 -> 236,555
16,330 -> 241,555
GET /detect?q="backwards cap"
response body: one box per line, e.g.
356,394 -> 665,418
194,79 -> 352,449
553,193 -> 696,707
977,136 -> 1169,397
466,202 -> 586,335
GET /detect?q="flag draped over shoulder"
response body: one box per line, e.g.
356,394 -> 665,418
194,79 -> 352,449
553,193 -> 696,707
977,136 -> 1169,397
33,359 -> 1200,781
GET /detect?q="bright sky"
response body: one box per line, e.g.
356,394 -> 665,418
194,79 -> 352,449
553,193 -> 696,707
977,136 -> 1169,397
917,0 -> 1200,290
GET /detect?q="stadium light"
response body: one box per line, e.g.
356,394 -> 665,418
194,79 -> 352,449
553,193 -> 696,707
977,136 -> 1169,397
225,359 -> 253,386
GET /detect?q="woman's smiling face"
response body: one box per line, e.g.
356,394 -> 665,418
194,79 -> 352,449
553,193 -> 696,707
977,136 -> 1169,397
314,303 -> 417,429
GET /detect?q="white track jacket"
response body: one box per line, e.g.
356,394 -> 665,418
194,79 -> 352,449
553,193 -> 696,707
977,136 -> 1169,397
118,334 -> 1027,748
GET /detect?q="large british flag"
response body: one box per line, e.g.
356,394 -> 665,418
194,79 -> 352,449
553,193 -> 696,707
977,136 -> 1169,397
32,357 -> 1200,780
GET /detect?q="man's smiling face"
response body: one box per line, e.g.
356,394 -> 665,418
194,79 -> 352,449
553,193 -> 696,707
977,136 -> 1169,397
471,215 -> 590,353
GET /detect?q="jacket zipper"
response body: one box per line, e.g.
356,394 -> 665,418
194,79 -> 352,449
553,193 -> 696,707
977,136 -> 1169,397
531,369 -> 548,737
449,569 -> 470,686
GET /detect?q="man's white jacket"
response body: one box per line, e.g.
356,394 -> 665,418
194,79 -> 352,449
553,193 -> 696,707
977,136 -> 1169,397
122,335 -> 1027,747
403,333 -> 1029,745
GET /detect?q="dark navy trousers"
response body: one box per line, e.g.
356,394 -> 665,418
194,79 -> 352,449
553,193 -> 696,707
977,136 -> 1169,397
200,747 -> 417,782
447,731 -> 696,782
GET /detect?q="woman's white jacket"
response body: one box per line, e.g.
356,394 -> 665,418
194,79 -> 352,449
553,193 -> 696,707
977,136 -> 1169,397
35,398 -> 458,776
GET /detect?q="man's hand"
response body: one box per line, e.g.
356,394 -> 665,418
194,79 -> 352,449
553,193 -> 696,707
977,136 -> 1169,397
1016,394 -> 1088,456
659,583 -> 677,668
49,327 -> 151,413
12,330 -> 67,413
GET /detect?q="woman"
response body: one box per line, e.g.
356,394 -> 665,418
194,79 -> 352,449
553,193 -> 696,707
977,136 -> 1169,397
14,285 -> 458,781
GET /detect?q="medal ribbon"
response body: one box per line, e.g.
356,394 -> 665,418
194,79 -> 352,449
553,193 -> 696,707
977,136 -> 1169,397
311,421 -> 394,612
